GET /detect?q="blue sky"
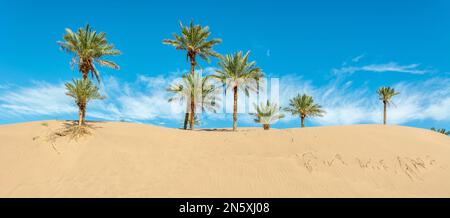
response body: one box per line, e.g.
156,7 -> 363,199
0,0 -> 449,129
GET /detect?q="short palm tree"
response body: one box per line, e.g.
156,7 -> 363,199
163,21 -> 221,128
65,79 -> 105,126
431,128 -> 450,136
377,87 -> 399,125
167,73 -> 219,130
58,24 -> 121,82
212,51 -> 263,131
251,101 -> 284,130
284,94 -> 325,128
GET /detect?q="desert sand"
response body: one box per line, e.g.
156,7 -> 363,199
0,120 -> 449,197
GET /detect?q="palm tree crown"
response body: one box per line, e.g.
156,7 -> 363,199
377,87 -> 399,105
213,51 -> 263,131
163,21 -> 222,67
251,101 -> 284,130
65,79 -> 105,125
58,24 -> 121,82
284,94 -> 324,128
213,51 -> 263,93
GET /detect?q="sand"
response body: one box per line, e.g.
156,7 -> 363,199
0,120 -> 449,197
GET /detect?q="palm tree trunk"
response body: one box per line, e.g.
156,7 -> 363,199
233,86 -> 238,131
383,101 -> 387,125
183,103 -> 189,130
79,61 -> 89,80
190,94 -> 195,130
189,54 -> 196,130
78,110 -> 83,126
82,108 -> 86,125
78,105 -> 86,126
301,115 -> 305,128
263,124 -> 270,130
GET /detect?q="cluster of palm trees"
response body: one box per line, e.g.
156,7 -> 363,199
163,21 -> 404,131
431,128 -> 450,136
58,22 -> 410,131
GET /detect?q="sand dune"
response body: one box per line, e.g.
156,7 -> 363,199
0,120 -> 449,197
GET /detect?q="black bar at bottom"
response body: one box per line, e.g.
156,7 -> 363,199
0,198 -> 448,216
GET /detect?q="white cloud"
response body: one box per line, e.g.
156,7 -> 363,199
0,67 -> 448,127
0,67 -> 223,123
333,62 -> 431,75
279,75 -> 450,126
0,82 -> 76,117
0,75 -> 183,122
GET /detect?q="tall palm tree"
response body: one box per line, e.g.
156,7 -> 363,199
167,73 -> 219,130
251,100 -> 284,130
377,87 -> 399,125
212,51 -> 263,131
58,24 -> 121,82
163,21 -> 222,129
284,94 -> 324,128
431,128 -> 450,136
65,79 -> 105,126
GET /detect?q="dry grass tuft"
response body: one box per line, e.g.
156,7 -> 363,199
48,124 -> 93,142
40,122 -> 97,154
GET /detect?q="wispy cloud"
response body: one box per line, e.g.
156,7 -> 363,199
0,67 -> 448,127
0,68 -> 220,123
333,62 -> 431,75
0,82 -> 76,118
351,54 -> 365,63
279,75 -> 450,126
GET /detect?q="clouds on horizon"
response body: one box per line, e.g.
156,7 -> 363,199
279,76 -> 450,126
0,66 -> 449,128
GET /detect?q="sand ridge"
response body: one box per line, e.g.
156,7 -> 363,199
0,120 -> 449,197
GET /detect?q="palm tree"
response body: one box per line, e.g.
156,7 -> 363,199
284,94 -> 324,128
65,79 -> 105,126
58,24 -> 121,82
212,51 -> 263,131
167,73 -> 219,130
251,100 -> 284,130
431,128 -> 450,136
163,21 -> 222,129
377,87 -> 399,125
